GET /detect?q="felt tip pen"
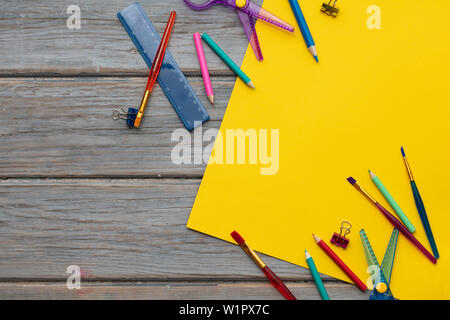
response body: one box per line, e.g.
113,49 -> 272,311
369,170 -> 416,233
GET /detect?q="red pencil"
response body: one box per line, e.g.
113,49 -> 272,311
134,11 -> 176,128
313,234 -> 367,291
231,231 -> 297,300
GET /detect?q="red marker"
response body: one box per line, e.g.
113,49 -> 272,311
313,234 -> 367,291
231,231 -> 297,300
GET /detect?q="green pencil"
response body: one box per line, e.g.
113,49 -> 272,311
201,33 -> 255,89
305,250 -> 329,300
369,170 -> 416,233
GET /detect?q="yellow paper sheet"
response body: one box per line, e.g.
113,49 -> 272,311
188,0 -> 450,299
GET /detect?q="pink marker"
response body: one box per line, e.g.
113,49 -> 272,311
193,32 -> 214,105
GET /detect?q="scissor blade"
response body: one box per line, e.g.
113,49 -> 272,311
236,10 -> 263,61
381,228 -> 399,285
245,0 -> 294,32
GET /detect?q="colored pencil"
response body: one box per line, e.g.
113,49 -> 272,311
313,234 -> 367,291
201,33 -> 255,89
401,147 -> 439,259
288,0 -> 318,62
369,170 -> 416,233
193,32 -> 214,105
305,250 -> 330,300
231,231 -> 296,300
347,177 -> 437,264
134,11 -> 176,128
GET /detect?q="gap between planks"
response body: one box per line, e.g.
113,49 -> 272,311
0,72 -> 236,78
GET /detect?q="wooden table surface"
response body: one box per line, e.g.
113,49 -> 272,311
0,0 -> 369,300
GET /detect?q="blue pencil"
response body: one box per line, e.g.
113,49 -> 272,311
288,0 -> 318,62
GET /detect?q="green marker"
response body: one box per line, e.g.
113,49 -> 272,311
201,33 -> 255,89
369,170 -> 416,233
305,250 -> 329,300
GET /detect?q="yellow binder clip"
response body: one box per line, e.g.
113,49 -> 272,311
321,0 -> 339,17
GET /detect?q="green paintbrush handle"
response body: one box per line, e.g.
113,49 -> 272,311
411,180 -> 439,259
370,173 -> 416,233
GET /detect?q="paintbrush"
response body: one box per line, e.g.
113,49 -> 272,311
401,147 -> 439,259
346,177 -> 436,264
231,231 -> 297,300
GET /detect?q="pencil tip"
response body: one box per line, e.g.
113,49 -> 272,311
208,95 -> 215,105
369,170 -> 376,178
314,56 -> 319,63
312,234 -> 321,242
305,250 -> 311,259
401,146 -> 405,157
247,81 -> 255,89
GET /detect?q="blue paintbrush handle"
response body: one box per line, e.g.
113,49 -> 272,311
411,181 -> 439,259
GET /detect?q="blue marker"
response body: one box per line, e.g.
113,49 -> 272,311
288,0 -> 318,62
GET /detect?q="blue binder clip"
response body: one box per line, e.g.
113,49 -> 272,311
112,107 -> 138,128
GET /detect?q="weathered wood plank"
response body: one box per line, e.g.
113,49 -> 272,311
0,179 -> 330,280
0,77 -> 238,178
0,0 -> 363,300
0,0 -> 268,74
0,282 -> 369,300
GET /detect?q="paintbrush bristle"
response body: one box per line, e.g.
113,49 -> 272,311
401,146 -> 406,157
231,231 -> 245,245
347,177 -> 357,185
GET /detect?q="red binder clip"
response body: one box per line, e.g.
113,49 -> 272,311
331,221 -> 352,248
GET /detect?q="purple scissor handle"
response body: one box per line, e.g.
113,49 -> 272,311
184,0 -> 294,61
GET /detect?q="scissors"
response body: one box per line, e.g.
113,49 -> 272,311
360,228 -> 399,300
184,0 -> 294,61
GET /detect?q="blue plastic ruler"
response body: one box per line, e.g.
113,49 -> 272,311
118,2 -> 209,131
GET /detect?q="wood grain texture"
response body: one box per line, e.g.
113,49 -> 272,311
0,0 -> 362,300
0,282 -> 369,300
0,178 -> 324,280
0,77 -> 235,178
0,0 -> 267,75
